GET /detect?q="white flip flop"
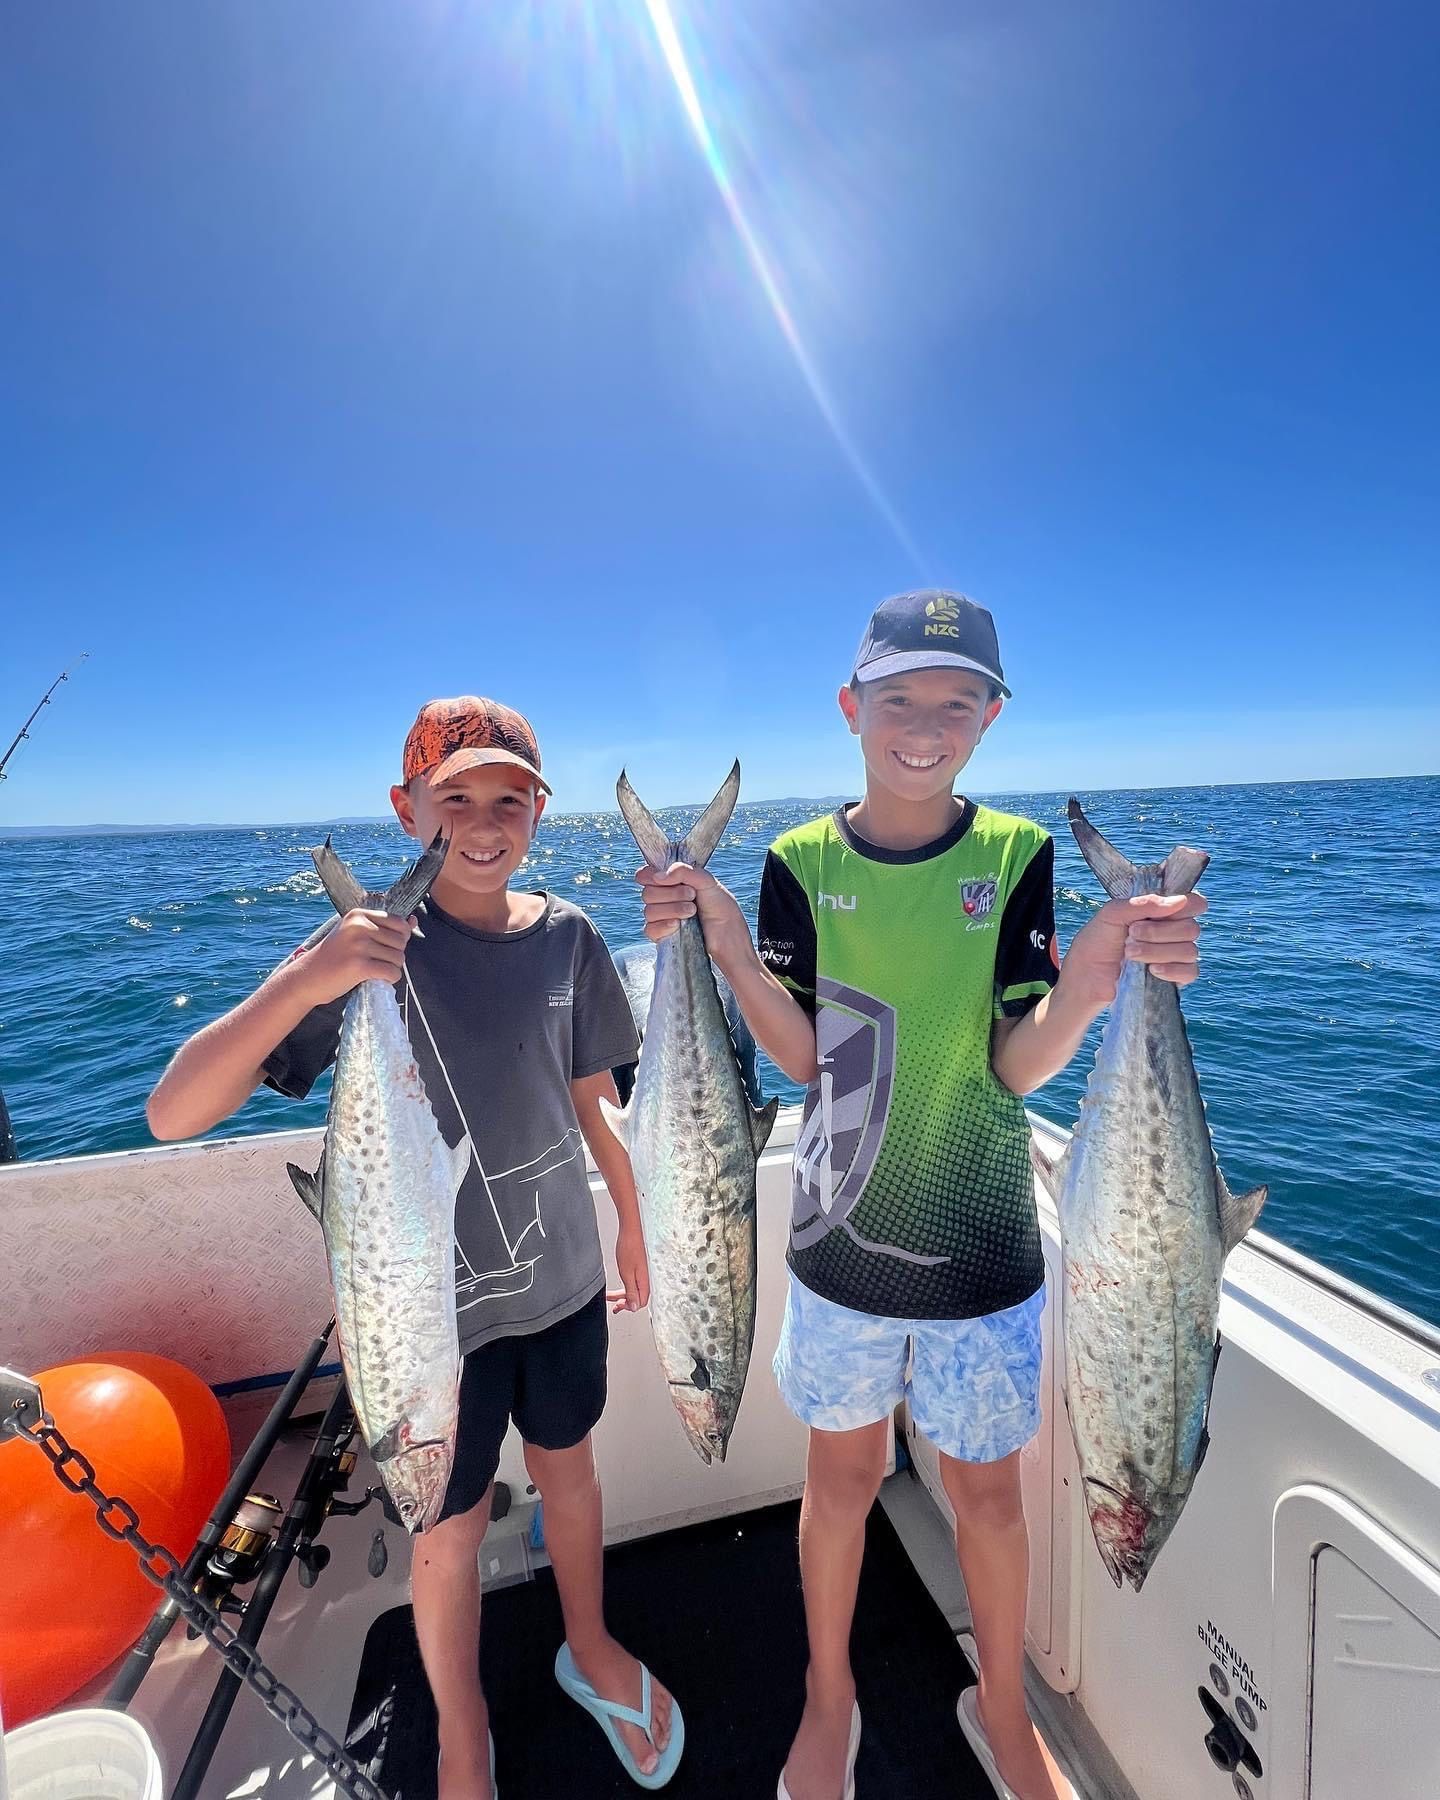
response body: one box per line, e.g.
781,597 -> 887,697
777,1702 -> 861,1800
955,1635 -> 1076,1800
957,1685 -> 1023,1800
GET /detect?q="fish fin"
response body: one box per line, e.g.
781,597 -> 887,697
310,837 -> 369,916
617,763 -> 741,872
750,1096 -> 780,1156
1067,800 -> 1141,899
677,761 -> 741,869
447,1134 -> 472,1196
287,1160 -> 324,1221
598,1095 -> 632,1149
1194,1334 -> 1224,1475
378,831 -> 449,918
368,1420 -> 403,1463
310,831 -> 448,919
690,1351 -> 711,1391
369,1419 -> 446,1465
1216,1173 -> 1267,1254
616,772 -> 676,871
1160,845 -> 1210,896
1029,1135 -> 1069,1202
1069,800 -> 1210,901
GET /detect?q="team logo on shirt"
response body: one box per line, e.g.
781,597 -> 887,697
960,877 -> 998,918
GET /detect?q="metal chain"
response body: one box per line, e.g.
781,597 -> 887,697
8,1405 -> 391,1800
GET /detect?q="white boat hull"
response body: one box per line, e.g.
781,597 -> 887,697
4,1112 -> 1438,1798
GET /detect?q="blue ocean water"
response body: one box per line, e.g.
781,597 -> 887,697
2,777 -> 1436,1324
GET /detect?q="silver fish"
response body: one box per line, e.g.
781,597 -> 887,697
1032,800 -> 1266,1590
603,765 -> 778,1463
612,938 -> 765,1111
287,835 -> 470,1533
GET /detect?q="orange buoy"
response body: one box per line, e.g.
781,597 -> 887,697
0,1352 -> 229,1725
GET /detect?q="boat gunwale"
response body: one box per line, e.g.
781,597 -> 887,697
6,1105 -> 1440,1363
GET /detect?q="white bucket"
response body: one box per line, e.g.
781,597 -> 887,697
1,1710 -> 162,1800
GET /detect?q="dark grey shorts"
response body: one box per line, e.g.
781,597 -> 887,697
438,1290 -> 608,1522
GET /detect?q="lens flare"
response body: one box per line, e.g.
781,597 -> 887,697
642,0 -> 925,572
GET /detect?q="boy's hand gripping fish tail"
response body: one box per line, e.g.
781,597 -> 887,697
1033,800 -> 1265,1590
286,831 -> 472,1534
603,764 -> 779,1464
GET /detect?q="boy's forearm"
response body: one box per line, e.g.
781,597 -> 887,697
707,919 -> 818,1087
991,978 -> 1105,1097
147,957 -> 322,1140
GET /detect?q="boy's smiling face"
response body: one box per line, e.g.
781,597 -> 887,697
391,763 -> 544,906
840,667 -> 1003,803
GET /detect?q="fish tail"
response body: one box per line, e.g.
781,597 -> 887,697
311,830 -> 448,918
381,830 -> 449,916
1159,844 -> 1210,896
1067,800 -> 1141,898
617,762 -> 740,872
1067,799 -> 1209,899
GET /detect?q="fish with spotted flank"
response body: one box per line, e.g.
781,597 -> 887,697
601,764 -> 779,1464
1032,800 -> 1267,1590
286,833 -> 470,1532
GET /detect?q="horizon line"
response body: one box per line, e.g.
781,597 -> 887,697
1,769 -> 1433,839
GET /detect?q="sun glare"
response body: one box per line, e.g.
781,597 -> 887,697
641,0 -> 926,573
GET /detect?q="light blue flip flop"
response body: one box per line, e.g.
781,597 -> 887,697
554,1642 -> 685,1790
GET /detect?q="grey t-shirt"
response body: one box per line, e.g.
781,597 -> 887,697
263,893 -> 638,1354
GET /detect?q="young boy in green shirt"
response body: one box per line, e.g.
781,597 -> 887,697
151,697 -> 682,1800
637,592 -> 1204,1800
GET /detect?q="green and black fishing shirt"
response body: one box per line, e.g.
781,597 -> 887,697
757,801 -> 1059,1321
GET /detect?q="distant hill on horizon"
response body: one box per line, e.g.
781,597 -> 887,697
0,773 -> 1429,841
0,815 -> 396,842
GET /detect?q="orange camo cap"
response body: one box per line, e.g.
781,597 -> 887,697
402,696 -> 552,794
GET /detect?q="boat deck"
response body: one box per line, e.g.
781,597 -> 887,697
345,1493 -> 992,1799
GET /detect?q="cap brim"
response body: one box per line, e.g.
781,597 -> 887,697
423,748 -> 552,795
854,649 -> 1010,698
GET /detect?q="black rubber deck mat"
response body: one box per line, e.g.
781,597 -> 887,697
345,1494 -> 988,1799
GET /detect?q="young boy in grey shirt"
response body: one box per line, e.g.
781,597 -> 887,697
149,696 -> 683,1800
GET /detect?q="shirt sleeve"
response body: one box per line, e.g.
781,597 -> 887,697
994,835 -> 1060,1018
571,918 -> 642,1080
261,993 -> 348,1099
757,848 -> 817,1017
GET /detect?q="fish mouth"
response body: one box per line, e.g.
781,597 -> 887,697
1084,1477 -> 1185,1592
674,1389 -> 737,1466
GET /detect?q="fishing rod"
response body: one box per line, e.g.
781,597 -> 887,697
0,654 -> 87,1159
0,653 -> 89,781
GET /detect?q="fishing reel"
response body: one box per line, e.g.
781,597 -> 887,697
210,1493 -> 282,1582
189,1492 -> 284,1627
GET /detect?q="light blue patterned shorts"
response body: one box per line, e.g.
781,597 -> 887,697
773,1271 -> 1046,1464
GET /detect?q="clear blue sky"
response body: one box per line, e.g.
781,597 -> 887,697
3,0 -> 1437,825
